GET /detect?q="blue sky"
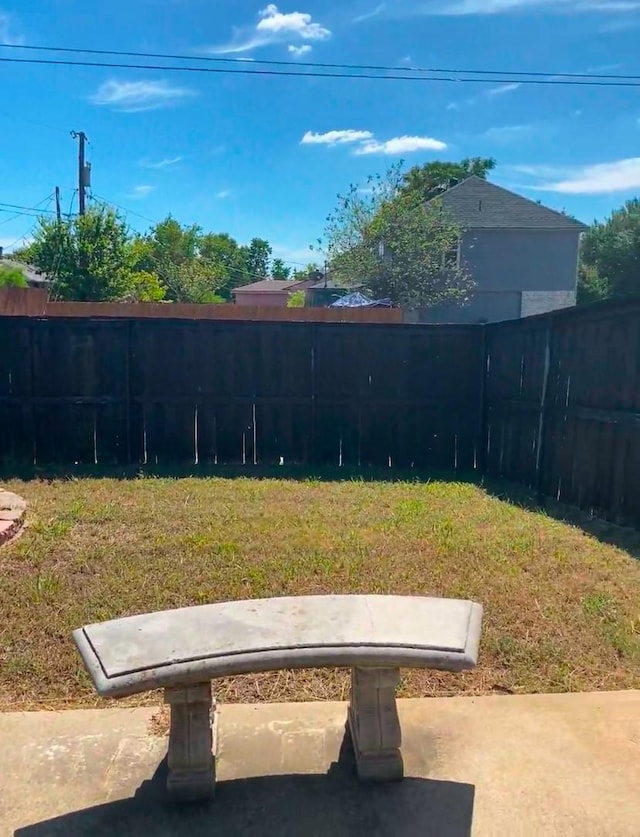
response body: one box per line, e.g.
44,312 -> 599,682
1,1 -> 639,267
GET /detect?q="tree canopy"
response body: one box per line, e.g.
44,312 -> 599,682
22,205 -> 291,303
323,164 -> 473,308
0,264 -> 28,288
401,157 -> 496,201
578,198 -> 640,303
24,207 -> 165,302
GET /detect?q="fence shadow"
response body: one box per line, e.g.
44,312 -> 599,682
483,477 -> 640,560
0,463 -> 481,486
15,730 -> 475,837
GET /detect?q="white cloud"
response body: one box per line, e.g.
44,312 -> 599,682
90,80 -> 196,112
211,4 -> 330,54
301,129 -> 374,145
525,158 -> 640,194
353,3 -> 387,22
216,190 -> 232,199
0,12 -> 23,45
483,124 -> 533,144
601,15 -> 640,30
288,44 -> 312,56
257,4 -> 330,37
140,156 -> 183,169
128,185 -> 155,199
355,135 -> 447,155
422,0 -> 640,13
485,82 -> 521,96
399,55 -> 412,65
447,81 -> 520,112
302,129 -> 447,155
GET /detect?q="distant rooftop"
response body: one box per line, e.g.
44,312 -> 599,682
233,279 -> 312,294
436,176 -> 587,231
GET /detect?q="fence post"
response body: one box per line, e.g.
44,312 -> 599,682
125,319 -> 133,465
310,321 -> 316,466
477,324 -> 489,476
534,316 -> 554,504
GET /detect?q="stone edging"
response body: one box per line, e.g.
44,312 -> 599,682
0,491 -> 27,546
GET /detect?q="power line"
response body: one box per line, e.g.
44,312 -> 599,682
0,200 -> 57,216
90,193 -> 158,224
0,194 -> 56,228
0,196 -> 54,252
1,54 -> 640,87
2,41 -> 640,81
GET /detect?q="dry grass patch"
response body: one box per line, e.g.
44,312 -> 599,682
1,474 -> 639,709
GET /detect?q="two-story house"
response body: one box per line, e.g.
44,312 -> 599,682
419,176 -> 587,324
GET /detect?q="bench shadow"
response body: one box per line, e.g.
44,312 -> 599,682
15,729 -> 475,837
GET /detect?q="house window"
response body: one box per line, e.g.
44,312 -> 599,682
442,238 -> 461,269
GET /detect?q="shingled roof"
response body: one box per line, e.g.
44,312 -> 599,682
436,176 -> 587,231
232,279 -> 311,294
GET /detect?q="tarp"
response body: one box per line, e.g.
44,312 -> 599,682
330,291 -> 393,308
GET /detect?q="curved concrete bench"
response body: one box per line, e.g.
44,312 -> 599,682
74,595 -> 483,800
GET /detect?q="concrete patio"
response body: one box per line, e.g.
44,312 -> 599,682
1,691 -> 639,836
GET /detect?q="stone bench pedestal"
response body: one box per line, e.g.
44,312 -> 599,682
348,666 -> 403,782
164,683 -> 216,801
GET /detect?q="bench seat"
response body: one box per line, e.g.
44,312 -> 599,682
74,595 -> 482,800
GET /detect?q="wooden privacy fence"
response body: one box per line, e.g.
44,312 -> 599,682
0,317 -> 483,472
0,289 -> 402,323
484,300 -> 640,528
4,300 -> 640,529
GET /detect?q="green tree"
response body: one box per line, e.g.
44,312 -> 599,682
271,258 -> 291,280
158,259 -> 227,303
287,289 -> 305,308
401,157 -> 496,201
245,238 -> 272,278
579,199 -> 640,301
576,262 -> 609,305
199,232 -> 249,297
0,264 -> 28,288
292,262 -> 321,280
26,206 -> 165,302
324,165 -> 472,308
147,216 -> 200,266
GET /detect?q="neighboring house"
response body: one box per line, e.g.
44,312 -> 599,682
0,256 -> 50,289
419,176 -> 588,324
232,278 -> 315,307
304,278 -> 351,308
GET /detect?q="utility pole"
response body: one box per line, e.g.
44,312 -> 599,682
71,131 -> 88,215
55,186 -> 61,223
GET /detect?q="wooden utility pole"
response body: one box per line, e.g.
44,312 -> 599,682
55,186 -> 61,223
71,131 -> 88,215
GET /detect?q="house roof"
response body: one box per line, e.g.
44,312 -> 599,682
232,279 -> 312,294
436,176 -> 588,231
307,279 -> 349,290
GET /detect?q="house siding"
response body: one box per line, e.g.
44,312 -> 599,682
460,229 -> 580,292
418,228 -> 581,324
234,292 -> 289,307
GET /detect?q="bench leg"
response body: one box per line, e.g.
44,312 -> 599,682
164,683 -> 216,801
348,666 -> 403,782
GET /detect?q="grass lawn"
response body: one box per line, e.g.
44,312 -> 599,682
1,474 -> 639,710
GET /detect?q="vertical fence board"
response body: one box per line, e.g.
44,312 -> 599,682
486,303 -> 640,528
